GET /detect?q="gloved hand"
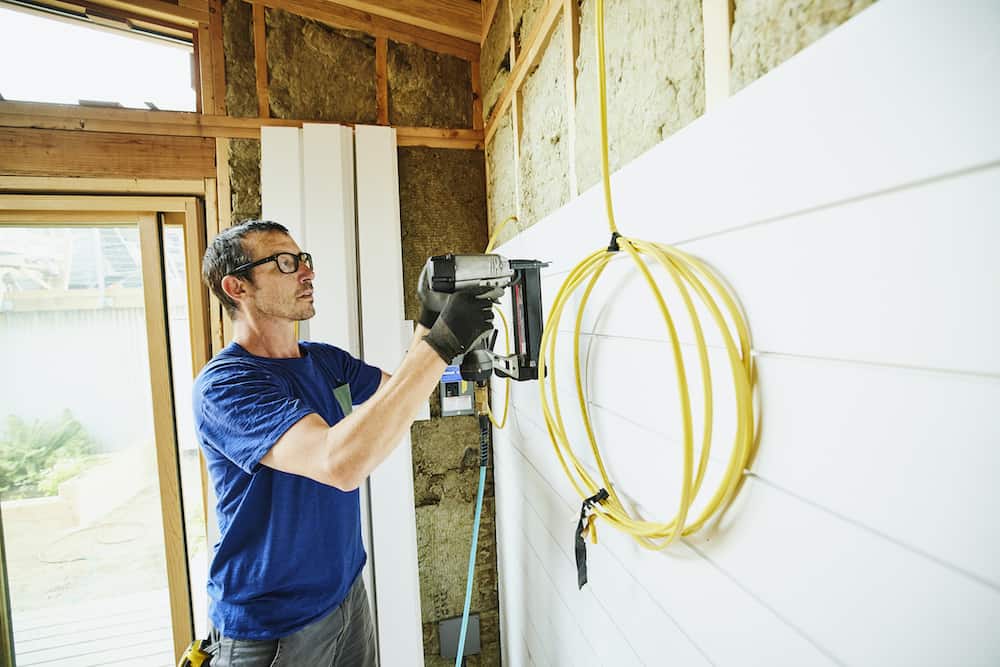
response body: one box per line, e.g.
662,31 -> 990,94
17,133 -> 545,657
416,263 -> 448,329
423,289 -> 496,363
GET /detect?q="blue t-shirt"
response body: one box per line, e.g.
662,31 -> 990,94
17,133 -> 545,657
192,340 -> 382,640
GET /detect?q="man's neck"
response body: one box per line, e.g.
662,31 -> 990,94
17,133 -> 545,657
232,318 -> 300,358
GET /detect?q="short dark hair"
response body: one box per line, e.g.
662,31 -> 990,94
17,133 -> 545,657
202,219 -> 289,317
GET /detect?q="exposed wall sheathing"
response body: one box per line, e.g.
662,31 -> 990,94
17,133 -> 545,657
396,146 -> 495,666
266,9 -> 377,123
518,16 -> 571,227
574,0 -> 705,194
731,0 -> 878,92
222,0 -> 257,117
389,42 -> 473,128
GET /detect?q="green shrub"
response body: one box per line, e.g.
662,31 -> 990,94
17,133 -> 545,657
0,410 -> 97,500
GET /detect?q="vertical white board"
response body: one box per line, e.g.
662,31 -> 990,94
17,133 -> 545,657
302,124 -> 360,356
261,126 -> 308,339
355,124 -> 425,666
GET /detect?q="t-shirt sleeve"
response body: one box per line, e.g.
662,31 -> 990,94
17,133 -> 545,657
195,364 -> 315,474
340,350 -> 382,405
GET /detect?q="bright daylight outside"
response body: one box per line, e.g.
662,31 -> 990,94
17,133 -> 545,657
0,226 -> 208,666
1,4 -> 206,665
0,3 -> 196,111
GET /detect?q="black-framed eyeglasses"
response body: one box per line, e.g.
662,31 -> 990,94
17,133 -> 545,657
229,251 -> 313,276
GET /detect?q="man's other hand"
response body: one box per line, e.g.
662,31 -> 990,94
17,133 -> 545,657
422,289 -> 495,363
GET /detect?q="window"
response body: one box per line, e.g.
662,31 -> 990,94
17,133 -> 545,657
0,1 -> 196,111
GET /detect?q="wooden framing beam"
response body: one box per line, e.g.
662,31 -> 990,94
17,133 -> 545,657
250,0 -> 479,61
253,2 -> 270,118
0,101 -> 483,148
0,128 -> 216,179
332,0 -> 480,43
376,36 -> 389,125
703,0 -> 733,110
76,0 -> 208,27
138,210 -> 195,663
485,0 -> 562,145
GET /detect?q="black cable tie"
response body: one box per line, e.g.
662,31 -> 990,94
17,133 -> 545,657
607,232 -> 621,252
575,488 -> 609,589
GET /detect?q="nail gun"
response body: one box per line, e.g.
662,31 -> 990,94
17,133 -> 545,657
422,253 -> 548,384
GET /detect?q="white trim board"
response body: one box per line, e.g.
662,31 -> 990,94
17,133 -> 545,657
355,124 -> 426,667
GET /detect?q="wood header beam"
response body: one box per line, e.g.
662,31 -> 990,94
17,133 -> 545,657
330,0 -> 481,43
0,128 -> 216,179
0,101 -> 483,149
250,0 -> 479,60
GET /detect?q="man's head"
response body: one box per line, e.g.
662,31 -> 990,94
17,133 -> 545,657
202,220 -> 315,322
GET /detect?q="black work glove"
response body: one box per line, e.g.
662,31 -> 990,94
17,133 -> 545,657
416,263 -> 448,329
423,289 -> 496,363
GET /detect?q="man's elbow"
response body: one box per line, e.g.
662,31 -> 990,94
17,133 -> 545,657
323,451 -> 365,492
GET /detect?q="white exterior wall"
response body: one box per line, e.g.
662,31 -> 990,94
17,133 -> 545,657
491,1 -> 1000,665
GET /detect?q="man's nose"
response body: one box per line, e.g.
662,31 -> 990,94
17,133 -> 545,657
298,261 -> 315,280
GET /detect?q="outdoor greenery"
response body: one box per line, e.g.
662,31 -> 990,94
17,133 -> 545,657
0,410 -> 97,500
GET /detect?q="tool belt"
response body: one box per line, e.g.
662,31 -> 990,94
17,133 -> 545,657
178,639 -> 214,667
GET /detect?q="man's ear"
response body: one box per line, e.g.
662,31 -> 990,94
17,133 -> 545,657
221,274 -> 248,305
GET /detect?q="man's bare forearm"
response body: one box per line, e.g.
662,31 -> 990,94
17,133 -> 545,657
323,328 -> 445,489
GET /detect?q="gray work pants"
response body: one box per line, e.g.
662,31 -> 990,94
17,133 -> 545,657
209,575 -> 377,666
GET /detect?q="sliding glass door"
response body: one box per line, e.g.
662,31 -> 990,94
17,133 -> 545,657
0,197 -> 211,666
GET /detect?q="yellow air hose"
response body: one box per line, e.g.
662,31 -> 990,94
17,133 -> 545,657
535,0 -> 757,550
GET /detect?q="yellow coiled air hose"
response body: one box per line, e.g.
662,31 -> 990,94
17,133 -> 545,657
535,0 -> 757,550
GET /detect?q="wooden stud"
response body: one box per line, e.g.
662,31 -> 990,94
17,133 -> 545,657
703,0 -> 733,111
196,26 -> 216,116
138,210 -> 195,663
0,210 -> 149,223
253,3 -> 269,118
485,0 -> 562,145
376,36 -> 389,125
0,128 -> 215,179
471,60 -> 484,130
563,0 -> 580,198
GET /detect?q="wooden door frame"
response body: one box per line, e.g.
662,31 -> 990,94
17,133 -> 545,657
0,193 -> 211,664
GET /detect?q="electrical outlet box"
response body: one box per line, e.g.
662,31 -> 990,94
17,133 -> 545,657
438,614 -> 480,658
440,365 -> 474,416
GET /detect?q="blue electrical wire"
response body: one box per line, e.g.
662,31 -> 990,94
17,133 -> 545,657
455,463 -> 487,666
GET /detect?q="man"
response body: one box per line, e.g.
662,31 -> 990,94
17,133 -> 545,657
193,220 -> 492,665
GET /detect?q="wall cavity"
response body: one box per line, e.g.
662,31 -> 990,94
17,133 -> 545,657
389,42 -> 472,128
574,0 -> 705,194
221,0 -> 257,117
518,16 -> 571,228
228,139 -> 261,223
266,9 -> 376,123
396,146 -> 494,666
